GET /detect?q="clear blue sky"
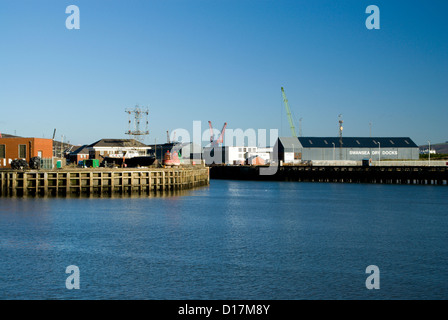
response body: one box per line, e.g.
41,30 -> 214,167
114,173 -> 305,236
0,0 -> 447,146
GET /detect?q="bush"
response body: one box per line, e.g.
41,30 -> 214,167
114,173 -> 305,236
419,153 -> 448,160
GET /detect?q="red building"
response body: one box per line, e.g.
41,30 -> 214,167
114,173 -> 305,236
0,137 -> 53,168
68,145 -> 89,164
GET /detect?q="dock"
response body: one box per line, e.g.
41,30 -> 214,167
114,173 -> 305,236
0,167 -> 210,197
210,165 -> 448,185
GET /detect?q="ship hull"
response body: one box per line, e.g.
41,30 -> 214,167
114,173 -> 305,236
103,156 -> 156,167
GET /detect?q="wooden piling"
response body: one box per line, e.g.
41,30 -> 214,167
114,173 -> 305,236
0,167 -> 209,197
210,165 -> 448,186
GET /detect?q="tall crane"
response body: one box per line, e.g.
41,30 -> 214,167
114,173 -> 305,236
208,122 -> 214,145
281,87 -> 298,137
166,130 -> 177,144
208,121 -> 227,147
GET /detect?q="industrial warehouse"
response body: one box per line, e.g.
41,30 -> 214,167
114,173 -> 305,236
275,136 -> 420,164
202,136 -> 420,166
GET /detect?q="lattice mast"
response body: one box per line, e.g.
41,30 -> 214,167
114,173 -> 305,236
125,105 -> 149,143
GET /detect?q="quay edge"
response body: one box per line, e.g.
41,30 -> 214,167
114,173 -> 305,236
209,165 -> 448,185
0,167 -> 210,197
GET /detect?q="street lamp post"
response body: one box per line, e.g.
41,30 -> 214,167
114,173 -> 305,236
332,142 -> 335,161
293,144 -> 294,164
378,142 -> 381,163
155,138 -> 158,163
428,140 -> 431,166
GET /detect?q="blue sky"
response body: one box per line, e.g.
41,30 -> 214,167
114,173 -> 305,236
0,0 -> 447,146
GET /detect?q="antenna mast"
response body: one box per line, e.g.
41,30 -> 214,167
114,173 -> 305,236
125,105 -> 149,143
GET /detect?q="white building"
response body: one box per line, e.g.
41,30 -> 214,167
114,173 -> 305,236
203,146 -> 273,165
87,139 -> 152,159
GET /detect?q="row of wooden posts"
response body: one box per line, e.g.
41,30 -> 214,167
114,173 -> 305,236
0,167 -> 210,197
210,165 -> 448,185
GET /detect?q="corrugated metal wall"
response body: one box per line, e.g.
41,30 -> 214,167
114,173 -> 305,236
301,147 -> 419,161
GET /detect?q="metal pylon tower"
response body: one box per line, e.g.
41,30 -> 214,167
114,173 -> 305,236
125,105 -> 149,143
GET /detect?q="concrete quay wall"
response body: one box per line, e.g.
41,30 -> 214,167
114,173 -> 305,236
0,167 -> 210,197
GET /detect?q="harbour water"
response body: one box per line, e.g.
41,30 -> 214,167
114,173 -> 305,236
0,180 -> 447,299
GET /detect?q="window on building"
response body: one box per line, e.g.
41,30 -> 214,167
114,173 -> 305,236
309,140 -> 313,144
324,140 -> 328,144
0,145 -> 5,158
356,140 -> 361,145
404,140 -> 410,145
19,144 -> 27,158
390,140 -> 395,145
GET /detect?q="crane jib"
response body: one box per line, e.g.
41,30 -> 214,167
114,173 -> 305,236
281,87 -> 297,137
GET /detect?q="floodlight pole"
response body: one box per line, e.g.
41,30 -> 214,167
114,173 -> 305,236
378,142 -> 381,162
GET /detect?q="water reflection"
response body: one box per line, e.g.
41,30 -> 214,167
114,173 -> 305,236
1,180 -> 447,299
0,187 -> 206,200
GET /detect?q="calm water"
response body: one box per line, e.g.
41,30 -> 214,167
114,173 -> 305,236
0,180 -> 447,300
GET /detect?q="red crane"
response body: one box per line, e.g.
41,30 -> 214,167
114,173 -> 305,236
208,121 -> 227,147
